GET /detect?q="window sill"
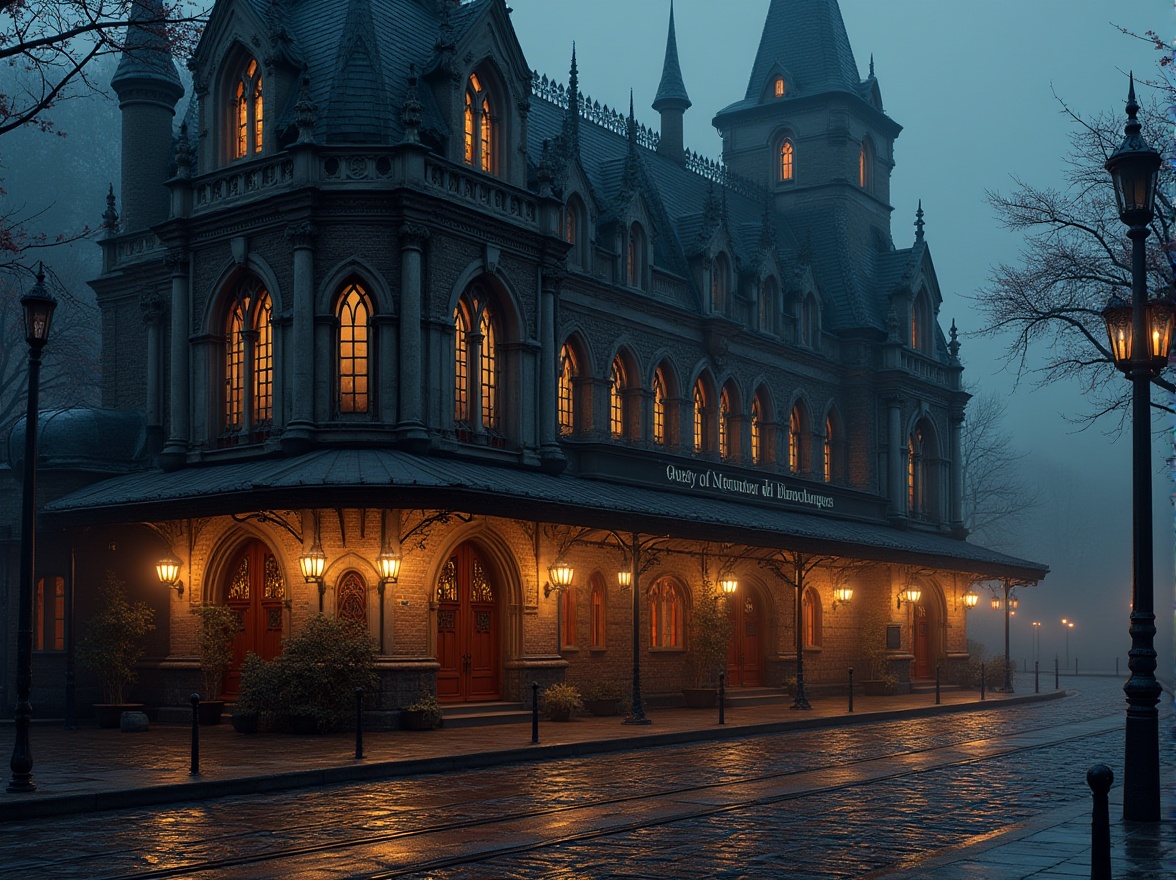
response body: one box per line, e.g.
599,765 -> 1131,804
649,646 -> 685,654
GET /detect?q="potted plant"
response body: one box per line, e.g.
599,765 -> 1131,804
196,604 -> 239,725
683,580 -> 733,709
581,680 -> 624,716
77,572 -> 155,728
401,692 -> 443,730
542,682 -> 583,721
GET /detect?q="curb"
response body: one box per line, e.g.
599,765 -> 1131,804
0,690 -> 1064,821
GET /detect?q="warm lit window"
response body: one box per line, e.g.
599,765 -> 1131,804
649,577 -> 683,648
751,395 -> 763,465
34,576 -> 64,652
234,58 -> 263,159
718,388 -> 729,459
652,369 -> 668,446
823,416 -> 834,483
780,139 -> 794,182
908,427 -> 926,518
803,588 -> 822,647
590,573 -> 606,648
336,572 -> 367,627
693,382 -> 707,454
558,344 -> 577,436
788,405 -> 804,473
712,253 -> 730,314
610,357 -> 626,438
774,77 -> 785,98
223,279 -> 272,440
454,286 -> 500,436
464,73 -> 494,173
337,282 -> 371,414
859,138 -> 874,190
562,586 -> 577,648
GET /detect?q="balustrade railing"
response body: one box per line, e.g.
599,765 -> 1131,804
424,161 -> 538,227
194,157 -> 295,211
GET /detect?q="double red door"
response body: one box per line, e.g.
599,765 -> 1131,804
726,589 -> 763,687
913,604 -> 932,679
222,540 -> 285,697
436,543 -> 501,702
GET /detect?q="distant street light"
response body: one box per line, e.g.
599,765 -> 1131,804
1101,74 -> 1166,823
1032,621 -> 1041,666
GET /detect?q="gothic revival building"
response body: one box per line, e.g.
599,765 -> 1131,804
4,0 -> 1046,719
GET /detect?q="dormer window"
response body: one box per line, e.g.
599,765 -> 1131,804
234,57 -> 263,159
779,139 -> 794,182
464,73 -> 494,173
774,77 -> 785,98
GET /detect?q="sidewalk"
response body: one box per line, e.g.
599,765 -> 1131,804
0,687 -> 1060,821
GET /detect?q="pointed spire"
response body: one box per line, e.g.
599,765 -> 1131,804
743,0 -> 859,100
653,0 -> 691,112
562,44 -> 580,156
537,139 -> 554,198
623,91 -> 640,190
948,319 -> 961,363
401,64 -> 422,144
869,53 -> 875,78
111,0 -> 183,94
102,184 -> 120,235
295,75 -> 318,143
914,200 -> 925,243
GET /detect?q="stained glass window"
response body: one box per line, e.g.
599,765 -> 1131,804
471,560 -> 494,603
780,139 -> 794,181
337,282 -> 371,414
234,58 -> 263,160
229,557 -> 250,600
337,572 -> 367,626
437,559 -> 458,602
263,554 -> 285,600
558,344 -> 576,436
649,578 -> 683,648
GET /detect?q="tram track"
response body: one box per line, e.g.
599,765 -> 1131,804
103,710 -> 1124,880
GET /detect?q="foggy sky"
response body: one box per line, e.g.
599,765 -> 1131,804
509,0 -> 1174,674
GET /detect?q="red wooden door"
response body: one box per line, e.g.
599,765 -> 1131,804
222,541 -> 285,697
435,543 -> 501,702
725,590 -> 763,687
913,604 -> 931,679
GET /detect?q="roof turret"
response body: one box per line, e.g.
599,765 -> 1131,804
652,0 -> 691,112
743,0 -> 860,100
110,0 -> 183,98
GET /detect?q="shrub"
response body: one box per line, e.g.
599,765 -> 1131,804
542,682 -> 583,716
404,692 -> 443,728
76,572 -> 155,704
196,604 -> 240,700
688,580 -> 734,688
582,679 -> 624,702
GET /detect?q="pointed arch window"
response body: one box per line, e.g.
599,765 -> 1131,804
234,57 -> 263,160
464,73 -> 494,173
719,386 -> 733,461
454,286 -> 501,437
649,577 -> 683,648
760,276 -> 778,334
911,291 -> 932,354
751,394 -> 764,465
609,357 -> 627,439
692,381 -> 708,454
652,368 -> 668,446
823,416 -> 834,482
336,572 -> 368,628
859,138 -> 874,190
336,282 -> 371,414
803,588 -> 822,647
788,404 -> 807,474
909,426 -> 926,518
774,77 -> 786,98
558,343 -> 578,436
590,572 -> 606,648
222,279 -> 273,443
779,139 -> 794,182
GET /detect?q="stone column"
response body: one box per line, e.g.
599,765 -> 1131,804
397,225 -> 429,450
282,222 -> 317,454
140,290 -> 166,450
539,267 -> 566,471
160,249 -> 190,470
886,397 -> 905,519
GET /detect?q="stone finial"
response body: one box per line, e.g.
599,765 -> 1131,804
102,184 -> 120,234
174,122 -> 193,176
948,319 -> 961,362
295,75 -> 317,144
869,53 -> 875,79
402,64 -> 422,144
562,44 -> 580,155
914,199 -> 925,243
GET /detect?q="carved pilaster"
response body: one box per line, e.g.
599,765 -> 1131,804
286,221 -> 318,250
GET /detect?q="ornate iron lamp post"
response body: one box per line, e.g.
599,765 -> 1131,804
1101,75 -> 1168,823
8,265 -> 56,793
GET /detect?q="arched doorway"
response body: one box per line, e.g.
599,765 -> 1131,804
435,542 -> 502,702
221,540 -> 286,697
726,586 -> 764,687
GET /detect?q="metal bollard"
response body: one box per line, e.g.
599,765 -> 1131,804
1035,661 -> 1039,694
848,667 -> 854,713
531,681 -> 539,744
189,693 -> 201,776
935,664 -> 941,705
354,687 -> 364,760
1087,764 -> 1113,880
718,672 -> 726,725
980,663 -> 986,701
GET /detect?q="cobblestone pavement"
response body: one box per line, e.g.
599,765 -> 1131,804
1,676 -> 1172,879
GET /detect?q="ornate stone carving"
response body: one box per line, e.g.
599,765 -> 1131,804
139,290 -> 166,325
399,224 -> 431,248
285,222 -> 317,249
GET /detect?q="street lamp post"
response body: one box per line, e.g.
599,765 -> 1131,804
624,532 -> 650,725
7,265 -> 56,794
1061,619 -> 1074,669
1100,75 -> 1168,824
1032,621 -> 1041,666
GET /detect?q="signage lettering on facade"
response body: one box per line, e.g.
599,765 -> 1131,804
664,464 -> 835,510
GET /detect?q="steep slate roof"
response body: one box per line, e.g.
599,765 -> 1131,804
111,0 -> 183,92
745,0 -> 860,100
